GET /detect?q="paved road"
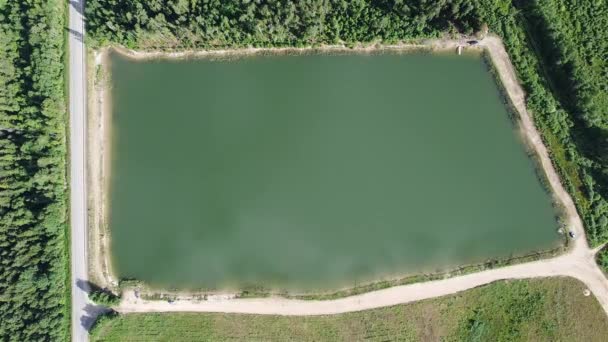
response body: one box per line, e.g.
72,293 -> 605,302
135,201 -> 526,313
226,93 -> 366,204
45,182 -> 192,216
69,0 -> 93,341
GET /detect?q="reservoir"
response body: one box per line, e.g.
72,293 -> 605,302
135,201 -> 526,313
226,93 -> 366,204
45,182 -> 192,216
108,51 -> 560,291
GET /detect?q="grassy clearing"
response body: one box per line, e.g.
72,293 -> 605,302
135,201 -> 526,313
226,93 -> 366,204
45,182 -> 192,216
91,277 -> 607,341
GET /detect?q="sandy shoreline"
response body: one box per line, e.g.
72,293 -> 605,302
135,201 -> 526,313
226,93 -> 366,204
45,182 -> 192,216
109,38 -> 468,60
88,48 -> 117,289
88,36 -> 589,303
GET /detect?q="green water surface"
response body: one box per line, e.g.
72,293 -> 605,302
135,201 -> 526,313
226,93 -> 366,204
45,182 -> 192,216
109,51 -> 560,290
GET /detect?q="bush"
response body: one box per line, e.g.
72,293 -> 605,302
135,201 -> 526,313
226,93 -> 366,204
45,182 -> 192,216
89,310 -> 119,336
89,289 -> 121,306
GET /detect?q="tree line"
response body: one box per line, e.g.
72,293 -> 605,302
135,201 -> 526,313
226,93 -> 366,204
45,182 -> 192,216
0,0 -> 69,340
85,0 -> 482,49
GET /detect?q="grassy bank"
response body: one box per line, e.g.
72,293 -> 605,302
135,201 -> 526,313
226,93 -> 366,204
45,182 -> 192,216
288,247 -> 563,301
115,239 -> 563,302
91,277 -> 607,341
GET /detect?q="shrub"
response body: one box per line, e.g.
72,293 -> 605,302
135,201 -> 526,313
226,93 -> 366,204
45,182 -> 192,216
89,288 -> 121,306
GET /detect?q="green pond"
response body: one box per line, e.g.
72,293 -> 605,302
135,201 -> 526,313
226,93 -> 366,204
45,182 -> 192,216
109,51 -> 560,291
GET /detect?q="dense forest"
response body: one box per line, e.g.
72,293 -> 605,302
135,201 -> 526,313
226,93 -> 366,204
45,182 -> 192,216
85,0 -> 482,49
1,0 -> 605,339
85,0 -> 608,246
516,0 -> 608,245
0,0 -> 69,340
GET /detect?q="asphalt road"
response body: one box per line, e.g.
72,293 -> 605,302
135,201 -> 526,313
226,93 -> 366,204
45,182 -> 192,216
68,0 -> 96,341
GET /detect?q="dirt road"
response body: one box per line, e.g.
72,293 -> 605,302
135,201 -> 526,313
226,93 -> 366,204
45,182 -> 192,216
116,36 -> 608,316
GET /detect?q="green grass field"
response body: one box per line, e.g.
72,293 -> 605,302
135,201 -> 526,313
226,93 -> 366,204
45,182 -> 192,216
92,277 -> 607,341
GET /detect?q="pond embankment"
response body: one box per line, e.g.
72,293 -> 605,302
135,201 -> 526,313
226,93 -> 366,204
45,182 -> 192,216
88,36 -> 577,298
